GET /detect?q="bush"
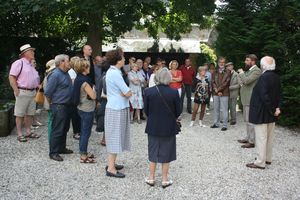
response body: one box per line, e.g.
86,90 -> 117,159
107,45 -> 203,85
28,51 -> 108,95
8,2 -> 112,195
0,66 -> 14,100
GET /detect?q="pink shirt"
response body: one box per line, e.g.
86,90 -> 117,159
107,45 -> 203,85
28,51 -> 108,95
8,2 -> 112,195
9,58 -> 40,89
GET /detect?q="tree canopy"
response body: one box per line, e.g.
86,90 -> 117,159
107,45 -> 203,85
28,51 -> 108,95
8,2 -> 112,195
0,0 -> 215,55
215,0 -> 300,126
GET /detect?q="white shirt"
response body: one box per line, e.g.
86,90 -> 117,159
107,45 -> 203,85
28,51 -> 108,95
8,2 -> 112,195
148,74 -> 156,88
68,68 -> 77,80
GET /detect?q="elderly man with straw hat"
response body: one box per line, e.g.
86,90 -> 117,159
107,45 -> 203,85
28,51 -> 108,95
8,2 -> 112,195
9,44 -> 40,142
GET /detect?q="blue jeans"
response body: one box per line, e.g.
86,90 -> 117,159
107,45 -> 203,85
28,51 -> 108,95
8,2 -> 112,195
78,110 -> 94,154
49,104 -> 71,155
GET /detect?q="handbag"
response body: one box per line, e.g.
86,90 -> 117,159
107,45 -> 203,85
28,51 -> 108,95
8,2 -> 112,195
155,86 -> 181,132
35,87 -> 44,105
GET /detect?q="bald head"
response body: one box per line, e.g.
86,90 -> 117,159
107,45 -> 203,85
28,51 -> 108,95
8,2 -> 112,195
83,45 -> 92,57
260,56 -> 275,71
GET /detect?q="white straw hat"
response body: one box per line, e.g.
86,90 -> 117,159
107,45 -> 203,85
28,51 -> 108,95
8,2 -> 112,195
19,44 -> 35,56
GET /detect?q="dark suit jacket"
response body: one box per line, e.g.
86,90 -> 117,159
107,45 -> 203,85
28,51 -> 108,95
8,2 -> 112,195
80,55 -> 95,85
249,71 -> 281,124
144,85 -> 181,137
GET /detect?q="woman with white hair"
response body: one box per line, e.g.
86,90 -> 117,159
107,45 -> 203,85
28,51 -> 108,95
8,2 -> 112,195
128,63 -> 145,124
144,67 -> 181,188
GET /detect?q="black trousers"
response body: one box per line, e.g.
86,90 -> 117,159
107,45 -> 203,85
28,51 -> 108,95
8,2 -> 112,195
49,104 -> 71,155
181,84 -> 192,112
70,104 -> 81,134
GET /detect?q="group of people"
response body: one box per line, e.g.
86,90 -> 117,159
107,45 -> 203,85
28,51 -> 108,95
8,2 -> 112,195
8,43 -> 281,188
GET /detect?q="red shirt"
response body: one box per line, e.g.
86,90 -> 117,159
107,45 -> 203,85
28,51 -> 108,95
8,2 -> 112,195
169,70 -> 182,89
180,65 -> 195,85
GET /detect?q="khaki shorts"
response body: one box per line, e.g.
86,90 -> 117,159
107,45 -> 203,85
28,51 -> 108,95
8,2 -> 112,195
14,89 -> 36,117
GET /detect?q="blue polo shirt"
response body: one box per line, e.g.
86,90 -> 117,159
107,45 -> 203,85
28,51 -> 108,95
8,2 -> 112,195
44,68 -> 72,104
106,66 -> 130,110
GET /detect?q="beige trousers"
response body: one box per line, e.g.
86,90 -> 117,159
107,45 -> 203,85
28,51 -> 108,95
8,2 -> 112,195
243,106 -> 255,144
254,123 -> 275,167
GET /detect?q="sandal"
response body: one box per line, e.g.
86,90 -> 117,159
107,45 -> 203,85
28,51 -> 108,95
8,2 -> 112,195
25,133 -> 40,139
100,136 -> 106,146
80,155 -> 96,164
87,152 -> 95,159
100,141 -> 106,146
162,180 -> 173,189
17,136 -> 28,142
145,179 -> 155,186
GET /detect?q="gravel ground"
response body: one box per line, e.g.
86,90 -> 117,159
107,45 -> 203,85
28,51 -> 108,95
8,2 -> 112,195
0,108 -> 299,200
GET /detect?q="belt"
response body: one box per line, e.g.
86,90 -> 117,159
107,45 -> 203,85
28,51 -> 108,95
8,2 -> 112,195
18,87 -> 36,91
52,103 -> 70,106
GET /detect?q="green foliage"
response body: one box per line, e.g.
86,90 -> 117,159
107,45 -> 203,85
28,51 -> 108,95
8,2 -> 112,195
200,43 -> 217,64
215,0 -> 300,127
0,66 -> 14,100
280,63 -> 300,126
0,0 -> 215,54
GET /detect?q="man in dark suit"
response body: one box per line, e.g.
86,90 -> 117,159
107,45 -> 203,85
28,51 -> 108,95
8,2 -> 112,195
82,45 -> 96,84
246,56 -> 281,170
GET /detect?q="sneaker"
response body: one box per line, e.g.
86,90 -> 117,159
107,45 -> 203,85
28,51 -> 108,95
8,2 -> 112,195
199,120 -> 203,127
189,121 -> 194,127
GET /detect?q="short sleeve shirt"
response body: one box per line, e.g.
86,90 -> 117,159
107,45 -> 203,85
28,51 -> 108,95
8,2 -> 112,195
9,58 -> 40,89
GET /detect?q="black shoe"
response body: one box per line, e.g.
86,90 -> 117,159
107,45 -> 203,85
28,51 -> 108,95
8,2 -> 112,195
105,164 -> 124,171
61,148 -> 74,154
187,110 -> 192,114
106,170 -> 125,178
49,154 -> 63,162
230,122 -> 236,125
140,116 -> 146,120
210,124 -> 219,128
221,127 -> 227,131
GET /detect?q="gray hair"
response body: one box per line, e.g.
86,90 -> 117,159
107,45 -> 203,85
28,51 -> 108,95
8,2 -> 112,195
260,56 -> 275,71
154,68 -> 172,85
54,54 -> 69,66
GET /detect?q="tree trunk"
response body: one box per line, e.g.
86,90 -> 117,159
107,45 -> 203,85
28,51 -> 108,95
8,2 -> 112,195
87,12 -> 103,57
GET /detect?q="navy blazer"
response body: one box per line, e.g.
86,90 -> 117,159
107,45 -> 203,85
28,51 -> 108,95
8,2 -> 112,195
144,85 -> 181,137
249,71 -> 281,124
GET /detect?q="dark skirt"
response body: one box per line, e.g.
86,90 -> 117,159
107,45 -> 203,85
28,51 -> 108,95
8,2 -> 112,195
96,99 -> 107,132
194,96 -> 209,104
148,135 -> 176,163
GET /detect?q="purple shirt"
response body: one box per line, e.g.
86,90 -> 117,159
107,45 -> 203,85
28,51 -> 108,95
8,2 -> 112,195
9,58 -> 40,89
